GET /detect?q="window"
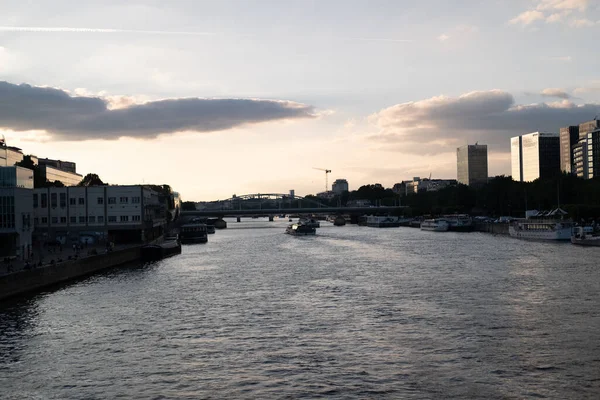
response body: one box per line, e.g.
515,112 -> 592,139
51,217 -> 58,224
88,216 -> 96,223
41,217 -> 48,224
108,197 -> 116,204
60,217 -> 66,223
120,215 -> 129,222
70,216 -> 76,223
120,197 -> 128,204
51,193 -> 57,208
97,197 -> 104,205
60,193 -> 66,208
33,194 -> 38,208
41,193 -> 47,208
108,216 -> 117,223
34,217 -> 39,225
70,198 -> 76,205
79,216 -> 85,223
132,196 -> 141,204
79,197 -> 85,205
132,215 -> 141,222
98,216 -> 104,223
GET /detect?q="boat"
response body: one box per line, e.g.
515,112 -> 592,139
420,219 -> 449,232
206,225 -> 216,234
298,217 -> 320,228
571,226 -> 600,246
285,223 -> 316,236
442,214 -> 473,232
179,223 -> 208,244
366,216 -> 401,228
508,209 -> 572,241
141,239 -> 181,262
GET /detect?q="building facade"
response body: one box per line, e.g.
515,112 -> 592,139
573,139 -> 589,179
39,165 -> 83,186
559,125 -> 579,174
0,145 -> 24,167
578,120 -> 600,140
586,129 -> 600,179
457,144 -> 488,186
0,166 -> 34,260
38,158 -> 77,173
32,185 -> 166,244
511,132 -> 560,182
332,179 -> 349,194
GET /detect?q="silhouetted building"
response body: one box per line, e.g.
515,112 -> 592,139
457,144 -> 488,186
38,158 -> 77,174
331,179 -> 349,194
559,125 -> 579,173
511,132 -> 560,182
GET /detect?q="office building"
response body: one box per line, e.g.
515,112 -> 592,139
578,120 -> 600,140
584,129 -> 600,179
406,177 -> 456,193
456,144 -> 488,186
559,126 -> 579,173
33,185 -> 166,244
332,179 -> 349,194
0,167 -> 34,260
511,132 -> 560,182
0,166 -> 34,189
573,139 -> 589,179
38,158 -> 77,174
38,164 -> 83,187
0,145 -> 24,167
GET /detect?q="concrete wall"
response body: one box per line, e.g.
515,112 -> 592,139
0,245 -> 141,301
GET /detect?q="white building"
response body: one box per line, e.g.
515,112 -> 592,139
0,145 -> 24,167
332,179 -> 349,194
0,167 -> 34,260
33,185 -> 166,244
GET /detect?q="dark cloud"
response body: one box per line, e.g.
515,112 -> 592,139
0,81 -> 316,140
370,90 -> 600,153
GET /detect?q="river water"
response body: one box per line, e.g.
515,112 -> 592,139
1,219 -> 600,399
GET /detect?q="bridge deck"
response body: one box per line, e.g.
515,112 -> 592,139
181,206 -> 407,217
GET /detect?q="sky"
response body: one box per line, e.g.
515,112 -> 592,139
1,0 -> 600,200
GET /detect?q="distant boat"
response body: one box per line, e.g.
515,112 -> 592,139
366,216 -> 401,228
206,225 -> 216,234
442,214 -> 473,232
420,219 -> 449,232
141,240 -> 181,262
298,217 -> 320,228
286,223 -> 316,236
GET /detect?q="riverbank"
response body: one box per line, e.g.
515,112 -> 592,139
0,245 -> 142,301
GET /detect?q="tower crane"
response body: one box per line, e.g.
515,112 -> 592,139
313,167 -> 332,192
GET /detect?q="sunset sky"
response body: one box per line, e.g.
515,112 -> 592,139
2,0 -> 600,200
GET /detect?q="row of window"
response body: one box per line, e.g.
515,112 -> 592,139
36,215 -> 142,225
34,194 -> 142,208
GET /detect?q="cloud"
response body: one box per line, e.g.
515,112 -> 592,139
573,81 -> 600,95
547,55 -> 572,62
437,33 -> 450,42
509,0 -> 596,27
0,81 -> 316,140
369,90 -> 600,154
540,88 -> 571,99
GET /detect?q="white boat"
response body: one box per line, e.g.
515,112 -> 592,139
420,219 -> 449,232
571,226 -> 600,246
442,214 -> 473,232
366,216 -> 401,228
508,219 -> 573,240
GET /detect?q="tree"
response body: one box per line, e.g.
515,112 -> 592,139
181,201 -> 196,211
78,173 -> 105,186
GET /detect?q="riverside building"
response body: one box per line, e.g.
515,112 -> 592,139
32,185 -> 167,245
559,125 -> 579,174
511,132 -> 560,182
332,179 -> 349,194
456,144 -> 488,186
0,166 -> 34,260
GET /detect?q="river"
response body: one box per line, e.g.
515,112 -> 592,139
1,218 -> 599,399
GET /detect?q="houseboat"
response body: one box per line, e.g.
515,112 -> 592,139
508,209 -> 572,241
442,214 -> 473,232
180,223 -> 208,244
571,226 -> 600,246
366,216 -> 401,228
285,223 -> 316,236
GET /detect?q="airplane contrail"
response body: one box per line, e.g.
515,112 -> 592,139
0,26 -> 412,42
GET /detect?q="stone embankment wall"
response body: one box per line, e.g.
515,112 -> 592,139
473,222 -> 510,235
0,246 -> 141,301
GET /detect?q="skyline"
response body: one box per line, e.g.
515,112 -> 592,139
2,0 -> 600,200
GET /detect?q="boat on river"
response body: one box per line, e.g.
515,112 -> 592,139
298,217 -> 320,228
509,209 -> 572,241
180,223 -> 208,244
571,226 -> 600,246
442,214 -> 473,232
286,223 -> 316,236
206,225 -> 216,234
366,216 -> 401,228
420,219 -> 449,232
141,239 -> 182,262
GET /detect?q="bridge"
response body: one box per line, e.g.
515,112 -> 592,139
180,193 -> 406,227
